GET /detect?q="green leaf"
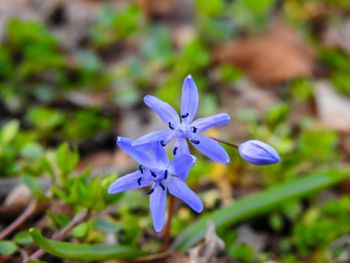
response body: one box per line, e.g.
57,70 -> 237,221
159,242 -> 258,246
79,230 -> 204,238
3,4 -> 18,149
29,228 -> 147,261
0,241 -> 18,255
13,230 -> 33,245
56,143 -> 79,177
21,175 -> 41,194
173,169 -> 350,251
0,120 -> 19,145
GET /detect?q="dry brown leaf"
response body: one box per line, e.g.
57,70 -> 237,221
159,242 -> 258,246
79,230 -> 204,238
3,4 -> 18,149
137,0 -> 173,18
213,24 -> 315,85
315,81 -> 350,133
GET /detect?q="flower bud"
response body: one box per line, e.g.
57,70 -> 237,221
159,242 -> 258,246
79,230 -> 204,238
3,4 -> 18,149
238,140 -> 281,165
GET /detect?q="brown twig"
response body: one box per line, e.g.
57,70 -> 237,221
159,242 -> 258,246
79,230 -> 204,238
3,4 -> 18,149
209,136 -> 239,149
0,200 -> 38,240
161,195 -> 176,252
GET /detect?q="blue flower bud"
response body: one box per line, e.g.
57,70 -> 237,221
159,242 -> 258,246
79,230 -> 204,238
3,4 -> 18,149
238,140 -> 281,165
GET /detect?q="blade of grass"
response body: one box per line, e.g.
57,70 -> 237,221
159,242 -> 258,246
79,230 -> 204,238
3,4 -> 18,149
173,168 -> 350,251
29,228 -> 147,261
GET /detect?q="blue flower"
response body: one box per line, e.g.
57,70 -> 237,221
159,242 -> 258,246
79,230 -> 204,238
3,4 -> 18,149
108,137 -> 204,232
238,140 -> 281,165
133,75 -> 230,163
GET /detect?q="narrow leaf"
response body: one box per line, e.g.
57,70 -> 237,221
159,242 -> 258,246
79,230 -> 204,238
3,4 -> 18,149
29,228 -> 147,261
173,169 -> 350,251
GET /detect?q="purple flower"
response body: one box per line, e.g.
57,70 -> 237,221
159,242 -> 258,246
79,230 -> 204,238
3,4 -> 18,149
238,140 -> 281,165
108,137 -> 204,232
133,75 -> 230,163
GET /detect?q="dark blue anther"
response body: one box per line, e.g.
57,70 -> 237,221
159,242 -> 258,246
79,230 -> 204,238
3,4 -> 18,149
150,170 -> 157,178
191,139 -> 200,145
137,177 -> 142,186
181,113 -> 189,118
173,147 -> 178,155
192,126 -> 198,133
168,122 -> 175,130
147,188 -> 154,195
139,165 -> 143,174
159,183 -> 165,191
164,170 -> 168,180
160,140 -> 166,147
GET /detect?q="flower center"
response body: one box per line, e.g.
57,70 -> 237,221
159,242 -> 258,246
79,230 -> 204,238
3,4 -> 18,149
175,123 -> 190,138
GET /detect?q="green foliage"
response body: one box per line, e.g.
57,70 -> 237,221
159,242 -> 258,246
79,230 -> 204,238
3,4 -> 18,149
293,197 -> 350,255
265,103 -> 289,129
0,120 -> 52,177
230,0 -> 277,32
231,243 -> 254,263
320,48 -> 350,95
290,79 -> 314,102
13,230 -> 33,245
0,241 -> 18,255
90,5 -> 142,47
299,128 -> 338,162
55,143 -> 79,179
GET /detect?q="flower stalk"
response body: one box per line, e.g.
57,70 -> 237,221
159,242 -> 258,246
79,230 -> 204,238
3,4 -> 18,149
162,195 -> 176,252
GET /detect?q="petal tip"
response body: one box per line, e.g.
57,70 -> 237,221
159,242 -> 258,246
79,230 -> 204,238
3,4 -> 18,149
195,203 -> 204,213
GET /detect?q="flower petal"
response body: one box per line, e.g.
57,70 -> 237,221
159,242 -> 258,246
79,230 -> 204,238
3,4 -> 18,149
144,95 -> 180,126
168,177 -> 203,213
133,129 -> 173,146
153,141 -> 169,169
173,138 -> 190,157
191,113 -> 230,132
190,134 -> 230,163
181,75 -> 199,124
108,170 -> 152,194
149,185 -> 167,232
168,154 -> 196,180
117,137 -> 157,168
239,140 -> 281,165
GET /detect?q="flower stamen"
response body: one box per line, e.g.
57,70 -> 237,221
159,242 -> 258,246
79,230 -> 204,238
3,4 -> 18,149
159,183 -> 165,191
173,147 -> 178,155
181,113 -> 189,118
137,177 -> 142,186
168,122 -> 175,130
160,140 -> 166,147
150,170 -> 157,178
139,165 -> 143,174
192,127 -> 198,133
147,188 -> 154,195
191,139 -> 200,145
164,170 -> 168,180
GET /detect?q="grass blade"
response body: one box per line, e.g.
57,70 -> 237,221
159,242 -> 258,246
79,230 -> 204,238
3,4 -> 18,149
173,169 -> 350,251
29,228 -> 147,261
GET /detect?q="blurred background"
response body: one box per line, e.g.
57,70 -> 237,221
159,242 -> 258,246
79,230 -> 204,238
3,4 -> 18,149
1,0 -> 350,262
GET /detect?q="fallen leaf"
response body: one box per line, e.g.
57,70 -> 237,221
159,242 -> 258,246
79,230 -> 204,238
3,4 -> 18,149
219,78 -> 278,120
189,222 -> 225,263
323,19 -> 350,55
213,24 -> 315,85
315,81 -> 350,133
137,0 -> 173,18
235,225 -> 267,254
